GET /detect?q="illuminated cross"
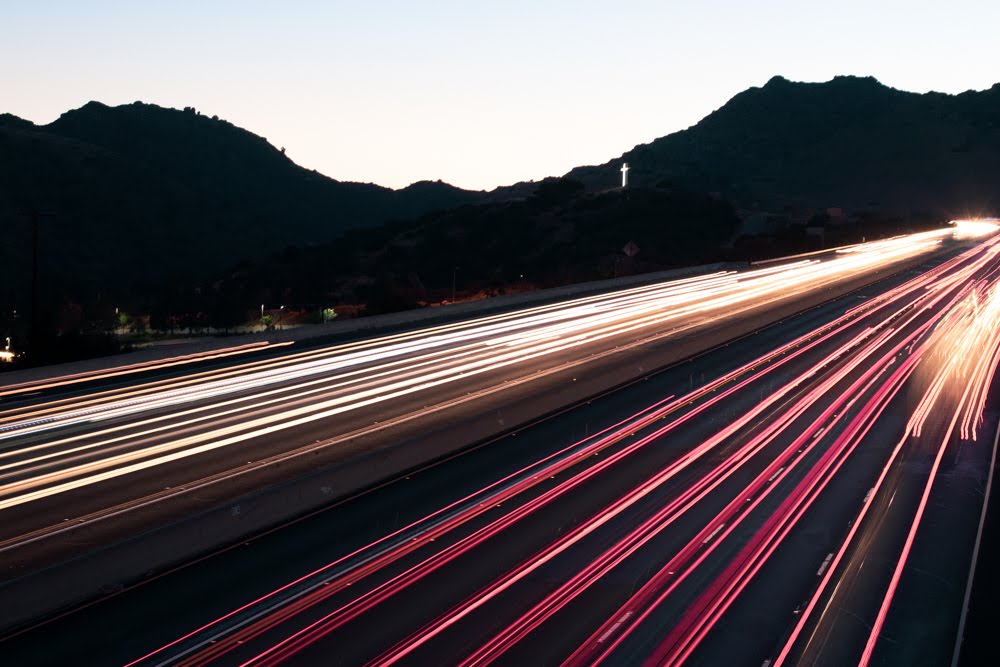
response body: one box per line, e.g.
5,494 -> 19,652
621,162 -> 630,188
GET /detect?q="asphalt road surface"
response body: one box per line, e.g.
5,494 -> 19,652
0,230 -> 960,589
2,227 -> 999,665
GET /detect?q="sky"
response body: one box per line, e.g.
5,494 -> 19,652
3,1 -> 999,191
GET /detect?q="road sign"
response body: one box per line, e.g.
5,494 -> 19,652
623,240 -> 640,257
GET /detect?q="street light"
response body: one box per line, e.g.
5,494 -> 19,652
279,305 -> 285,330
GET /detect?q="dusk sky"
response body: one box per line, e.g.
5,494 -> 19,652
5,1 -> 999,191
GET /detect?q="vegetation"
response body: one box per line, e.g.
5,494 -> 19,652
557,75 -> 1000,216
208,180 -> 741,316
2,75 -> 995,368
0,100 -> 484,321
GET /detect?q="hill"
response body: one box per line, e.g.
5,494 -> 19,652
206,179 -> 742,320
0,101 -> 484,302
3,77 -> 993,365
557,76 -> 1000,216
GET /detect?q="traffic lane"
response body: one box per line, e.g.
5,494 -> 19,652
0,240 -> 968,636
0,270 -> 895,664
956,414 -> 1000,667
870,411 -> 998,666
0,262 -> 907,565
0,266 -> 760,422
2,238 -> 963,456
572,345 -> 904,667
215,292 -> 914,667
682,410 -> 915,666
205,361 -> 857,667
785,421 -> 982,664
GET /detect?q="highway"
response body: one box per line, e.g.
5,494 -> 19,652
2,223 -> 999,665
0,230 -> 956,578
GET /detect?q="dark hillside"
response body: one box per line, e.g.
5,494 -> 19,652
206,179 -> 741,317
559,76 -> 1000,215
0,102 -> 484,301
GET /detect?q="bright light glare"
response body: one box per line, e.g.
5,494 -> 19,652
950,218 -> 1000,239
0,229 -> 975,511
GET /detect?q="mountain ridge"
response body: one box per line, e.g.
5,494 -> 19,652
0,100 -> 487,298
3,76 -> 998,349
555,75 -> 1000,215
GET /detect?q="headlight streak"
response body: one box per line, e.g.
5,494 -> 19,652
378,328 -> 919,667
0,294 -> 886,508
0,342 -> 282,399
0,271 -> 737,432
126,276 -> 900,667
1,234 -> 939,442
9,227 -> 1000,667
0,231 -> 955,512
624,237 -> 1000,667
537,281 -> 963,666
0,271 -> 737,428
141,231 -> 1000,665
236,319 -> 898,667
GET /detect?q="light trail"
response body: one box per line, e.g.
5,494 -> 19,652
384,346 -> 910,667
629,236 -> 1000,666
770,247 -> 1000,666
133,243 -> 929,667
859,280 -> 1000,665
143,230 -> 997,666
371,262 -> 971,667
0,342 -> 282,399
567,323 -> 930,666
9,226 -> 1000,667
0,230 -> 950,513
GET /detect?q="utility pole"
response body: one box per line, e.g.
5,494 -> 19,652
452,266 -> 458,303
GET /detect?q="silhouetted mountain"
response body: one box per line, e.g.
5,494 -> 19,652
553,76 -> 1000,215
3,77 -> 994,367
0,101 -> 484,300
209,180 -> 742,318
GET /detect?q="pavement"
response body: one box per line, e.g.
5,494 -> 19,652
1,231 -> 997,666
